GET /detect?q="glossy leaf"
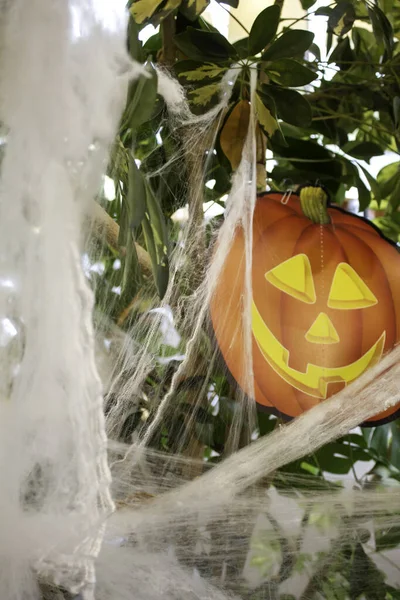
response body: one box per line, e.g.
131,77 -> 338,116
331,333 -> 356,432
255,93 -> 285,145
262,29 -> 314,61
130,0 -> 180,24
265,58 -> 318,87
328,36 -> 355,69
308,43 -> 321,61
127,15 -> 142,61
249,5 -> 281,55
179,0 -> 210,21
356,173 -> 370,211
120,234 -> 141,306
349,543 -> 386,600
300,0 -> 317,8
122,64 -> 158,131
174,27 -> 238,63
367,4 -> 394,58
342,140 -> 384,161
189,83 -> 220,106
176,61 -> 226,82
315,6 -> 331,17
358,164 -> 382,202
142,181 -> 169,298
130,0 -> 163,24
220,100 -> 250,169
262,85 -> 312,127
216,0 -> 238,6
233,37 -> 250,59
314,441 -> 369,474
328,1 -> 356,37
394,96 -> 400,129
377,162 -> 399,199
127,154 -> 147,228
142,31 -> 162,57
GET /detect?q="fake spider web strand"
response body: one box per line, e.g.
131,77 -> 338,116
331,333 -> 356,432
0,0 -> 144,597
0,1 -> 399,598
92,45 -> 400,598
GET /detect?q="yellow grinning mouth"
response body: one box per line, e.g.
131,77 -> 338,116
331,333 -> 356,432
252,301 -> 386,399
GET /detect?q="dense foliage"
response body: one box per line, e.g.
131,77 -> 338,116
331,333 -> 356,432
93,1 -> 400,597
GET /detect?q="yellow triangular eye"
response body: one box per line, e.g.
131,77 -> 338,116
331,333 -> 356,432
305,312 -> 340,344
328,263 -> 377,310
265,254 -> 316,304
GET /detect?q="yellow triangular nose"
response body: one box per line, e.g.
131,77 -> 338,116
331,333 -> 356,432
305,312 -> 340,345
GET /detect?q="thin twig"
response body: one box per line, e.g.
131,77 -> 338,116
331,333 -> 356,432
160,13 -> 176,67
218,3 -> 250,36
85,200 -> 152,277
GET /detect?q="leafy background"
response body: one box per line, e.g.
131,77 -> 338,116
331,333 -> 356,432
89,1 -> 400,597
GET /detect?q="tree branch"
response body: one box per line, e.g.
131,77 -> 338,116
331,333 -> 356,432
160,13 -> 176,67
85,200 -> 152,278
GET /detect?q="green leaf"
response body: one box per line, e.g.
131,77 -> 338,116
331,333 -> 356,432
255,93 -> 286,145
345,433 -> 367,449
388,169 -> 400,212
174,27 -> 238,63
249,5 -> 281,55
315,6 -> 332,17
130,0 -> 180,25
350,543 -> 386,600
122,63 -> 158,131
394,96 -> 400,130
215,0 -> 238,6
176,61 -> 226,81
188,83 -> 220,106
351,26 -> 379,61
308,42 -> 321,61
314,442 -> 369,474
127,15 -> 142,61
356,173 -> 370,211
342,140 -> 384,161
261,85 -> 312,127
120,234 -> 141,306
300,0 -> 317,8
377,162 -> 399,199
127,154 -> 146,228
233,37 -> 249,59
118,196 -> 130,246
265,58 -> 318,86
328,36 -> 355,69
262,29 -> 314,61
130,0 -> 163,24
142,181 -> 169,298
356,164 -> 381,202
194,421 -> 214,446
273,137 -> 334,161
328,1 -> 356,36
179,0 -> 210,21
386,586 -> 400,599
369,423 -> 391,458
389,421 -> 400,470
220,100 -> 250,170
257,411 -> 276,437
142,31 -> 162,56
367,4 -> 394,58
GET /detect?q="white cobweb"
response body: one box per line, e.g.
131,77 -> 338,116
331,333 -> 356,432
1,1 -> 400,599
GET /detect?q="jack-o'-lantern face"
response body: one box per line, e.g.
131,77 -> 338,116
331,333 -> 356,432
252,254 -> 385,400
210,190 -> 400,426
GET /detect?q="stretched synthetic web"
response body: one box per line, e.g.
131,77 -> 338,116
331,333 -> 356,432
0,0 -> 141,597
1,1 -> 400,599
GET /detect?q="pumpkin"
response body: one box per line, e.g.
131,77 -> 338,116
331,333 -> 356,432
210,186 -> 400,425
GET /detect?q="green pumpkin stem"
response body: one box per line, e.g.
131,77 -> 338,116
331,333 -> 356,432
299,186 -> 331,225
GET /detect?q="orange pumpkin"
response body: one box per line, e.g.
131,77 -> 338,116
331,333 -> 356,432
210,187 -> 400,425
